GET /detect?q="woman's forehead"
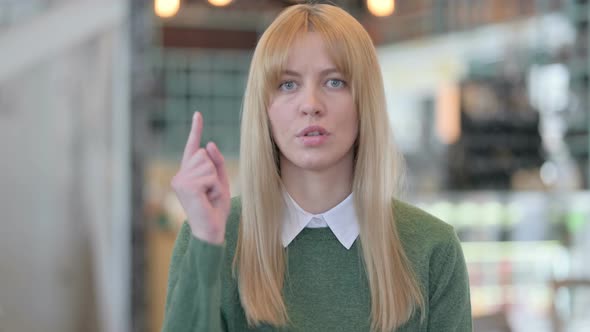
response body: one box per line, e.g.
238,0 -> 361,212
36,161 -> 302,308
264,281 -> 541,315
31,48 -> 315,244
283,33 -> 338,70
282,33 -> 349,73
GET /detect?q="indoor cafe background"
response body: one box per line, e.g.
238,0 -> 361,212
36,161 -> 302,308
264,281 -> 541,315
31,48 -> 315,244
0,0 -> 589,331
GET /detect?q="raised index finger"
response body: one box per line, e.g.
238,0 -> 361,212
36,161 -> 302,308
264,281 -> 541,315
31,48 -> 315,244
182,112 -> 203,164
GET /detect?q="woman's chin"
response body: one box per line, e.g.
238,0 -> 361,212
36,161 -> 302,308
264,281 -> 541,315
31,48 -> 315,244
292,157 -> 336,172
280,149 -> 353,174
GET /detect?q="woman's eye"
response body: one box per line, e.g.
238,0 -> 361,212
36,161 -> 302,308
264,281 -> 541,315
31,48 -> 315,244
327,79 -> 346,88
279,81 -> 297,91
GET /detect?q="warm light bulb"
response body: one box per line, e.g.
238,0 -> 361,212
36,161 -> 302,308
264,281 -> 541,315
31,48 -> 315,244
155,0 -> 180,18
208,0 -> 233,7
367,0 -> 395,17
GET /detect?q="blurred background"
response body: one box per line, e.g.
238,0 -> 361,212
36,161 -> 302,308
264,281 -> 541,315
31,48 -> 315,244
1,0 -> 589,331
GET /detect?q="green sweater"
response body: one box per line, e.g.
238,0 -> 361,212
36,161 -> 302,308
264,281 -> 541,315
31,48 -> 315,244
162,198 -> 472,331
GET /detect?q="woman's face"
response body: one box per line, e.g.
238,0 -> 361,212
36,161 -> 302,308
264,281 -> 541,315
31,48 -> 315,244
267,32 -> 358,173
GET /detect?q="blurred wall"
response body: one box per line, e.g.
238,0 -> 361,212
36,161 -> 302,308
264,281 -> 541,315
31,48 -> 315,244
0,1 -> 130,332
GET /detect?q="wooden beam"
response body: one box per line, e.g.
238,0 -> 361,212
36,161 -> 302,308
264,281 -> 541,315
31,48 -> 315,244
161,26 -> 258,49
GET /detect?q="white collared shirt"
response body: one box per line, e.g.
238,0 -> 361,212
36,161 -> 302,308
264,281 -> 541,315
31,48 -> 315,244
281,189 -> 360,250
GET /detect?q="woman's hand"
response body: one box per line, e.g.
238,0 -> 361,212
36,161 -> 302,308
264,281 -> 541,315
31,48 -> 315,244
170,112 -> 231,244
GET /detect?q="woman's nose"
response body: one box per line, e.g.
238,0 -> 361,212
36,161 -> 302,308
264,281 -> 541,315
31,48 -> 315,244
302,107 -> 322,117
300,88 -> 324,116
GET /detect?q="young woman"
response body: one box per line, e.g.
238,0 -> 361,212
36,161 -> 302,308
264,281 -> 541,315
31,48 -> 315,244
164,3 -> 471,332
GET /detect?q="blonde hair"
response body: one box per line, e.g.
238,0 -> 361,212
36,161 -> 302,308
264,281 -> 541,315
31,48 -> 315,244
235,4 -> 425,331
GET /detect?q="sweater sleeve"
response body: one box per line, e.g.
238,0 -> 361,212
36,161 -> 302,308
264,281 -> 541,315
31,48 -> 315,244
161,222 -> 227,332
427,230 -> 472,332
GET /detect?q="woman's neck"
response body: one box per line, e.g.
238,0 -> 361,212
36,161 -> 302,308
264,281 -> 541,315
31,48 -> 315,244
280,155 -> 354,214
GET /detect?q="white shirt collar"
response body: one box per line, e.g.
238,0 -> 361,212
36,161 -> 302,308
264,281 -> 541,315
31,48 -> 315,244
281,189 -> 359,250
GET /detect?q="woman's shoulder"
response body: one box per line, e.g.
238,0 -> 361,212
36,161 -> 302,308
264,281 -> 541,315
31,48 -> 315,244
226,196 -> 458,244
176,196 -> 242,248
392,199 -> 459,253
224,196 -> 460,252
224,196 -> 243,246
228,196 -> 242,224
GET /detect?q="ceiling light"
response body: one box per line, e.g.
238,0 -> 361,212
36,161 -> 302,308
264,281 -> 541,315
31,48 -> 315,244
155,0 -> 180,18
208,0 -> 233,7
367,0 -> 395,17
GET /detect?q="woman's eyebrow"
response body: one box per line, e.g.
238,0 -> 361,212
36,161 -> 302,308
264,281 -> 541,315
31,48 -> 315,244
281,68 -> 341,77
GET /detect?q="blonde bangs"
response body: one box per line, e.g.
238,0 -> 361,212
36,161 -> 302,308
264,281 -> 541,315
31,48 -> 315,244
253,6 -> 306,105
